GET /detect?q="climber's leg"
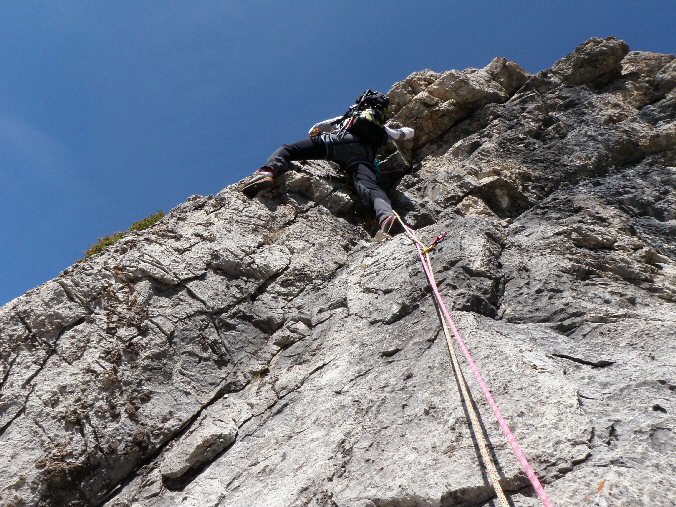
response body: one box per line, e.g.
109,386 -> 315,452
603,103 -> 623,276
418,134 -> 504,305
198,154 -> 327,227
351,162 -> 393,225
242,137 -> 327,197
264,137 -> 327,175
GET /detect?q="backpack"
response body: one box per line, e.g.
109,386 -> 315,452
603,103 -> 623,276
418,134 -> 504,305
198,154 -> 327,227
335,89 -> 390,148
354,89 -> 389,111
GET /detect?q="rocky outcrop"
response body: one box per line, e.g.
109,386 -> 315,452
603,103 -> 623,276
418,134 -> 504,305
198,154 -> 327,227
0,37 -> 674,506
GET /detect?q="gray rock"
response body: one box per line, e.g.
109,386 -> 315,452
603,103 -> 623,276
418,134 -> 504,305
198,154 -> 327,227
0,37 -> 674,507
552,36 -> 629,87
160,415 -> 237,480
388,58 -> 528,150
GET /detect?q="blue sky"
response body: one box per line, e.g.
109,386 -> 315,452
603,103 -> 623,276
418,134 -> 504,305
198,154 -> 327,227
0,1 -> 673,305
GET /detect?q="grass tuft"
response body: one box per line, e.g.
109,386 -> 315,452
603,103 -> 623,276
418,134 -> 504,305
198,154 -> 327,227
84,210 -> 164,258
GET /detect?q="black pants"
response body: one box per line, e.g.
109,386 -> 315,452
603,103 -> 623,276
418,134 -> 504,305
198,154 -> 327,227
264,133 -> 393,223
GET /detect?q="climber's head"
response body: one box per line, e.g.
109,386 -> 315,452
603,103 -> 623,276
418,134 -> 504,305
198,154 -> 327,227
355,89 -> 390,117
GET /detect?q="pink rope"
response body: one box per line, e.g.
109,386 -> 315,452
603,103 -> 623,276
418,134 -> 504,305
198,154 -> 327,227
406,225 -> 554,507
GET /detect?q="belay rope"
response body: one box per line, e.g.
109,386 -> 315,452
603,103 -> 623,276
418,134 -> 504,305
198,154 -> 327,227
392,212 -> 555,507
397,219 -> 509,506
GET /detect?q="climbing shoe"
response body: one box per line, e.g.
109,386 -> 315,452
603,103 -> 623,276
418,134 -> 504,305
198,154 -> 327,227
378,214 -> 403,236
242,168 -> 275,198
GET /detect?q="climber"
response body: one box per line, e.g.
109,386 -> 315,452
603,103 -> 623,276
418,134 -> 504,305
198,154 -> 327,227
241,89 -> 414,234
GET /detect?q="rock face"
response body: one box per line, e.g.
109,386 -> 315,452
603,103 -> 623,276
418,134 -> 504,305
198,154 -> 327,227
0,37 -> 674,506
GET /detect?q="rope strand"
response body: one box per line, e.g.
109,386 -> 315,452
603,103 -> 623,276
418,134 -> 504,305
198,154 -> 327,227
393,212 -> 554,507
426,254 -> 510,506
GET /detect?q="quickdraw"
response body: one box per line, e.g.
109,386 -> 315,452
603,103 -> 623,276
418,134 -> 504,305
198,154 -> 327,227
421,231 -> 448,255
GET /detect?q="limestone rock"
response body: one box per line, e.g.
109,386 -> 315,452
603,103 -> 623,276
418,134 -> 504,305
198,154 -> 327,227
160,415 -> 237,480
388,58 -> 528,150
552,36 -> 629,87
0,37 -> 674,507
456,195 -> 496,218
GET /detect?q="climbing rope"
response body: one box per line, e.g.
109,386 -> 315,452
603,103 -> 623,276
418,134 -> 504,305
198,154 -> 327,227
438,303 -> 510,506
434,279 -> 510,505
396,217 -> 509,506
393,212 -> 554,507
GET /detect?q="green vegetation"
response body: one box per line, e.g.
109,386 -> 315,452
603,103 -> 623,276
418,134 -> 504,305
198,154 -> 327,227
127,210 -> 165,233
84,210 -> 165,258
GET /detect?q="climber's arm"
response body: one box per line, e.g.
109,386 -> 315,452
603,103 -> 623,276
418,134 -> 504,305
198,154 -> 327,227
308,116 -> 344,136
385,125 -> 415,141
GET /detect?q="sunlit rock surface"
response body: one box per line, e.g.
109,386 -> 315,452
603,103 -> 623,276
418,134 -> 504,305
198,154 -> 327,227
1,37 -> 674,506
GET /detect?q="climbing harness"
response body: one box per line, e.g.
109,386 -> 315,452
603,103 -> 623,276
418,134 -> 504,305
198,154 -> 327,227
392,212 -> 555,507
